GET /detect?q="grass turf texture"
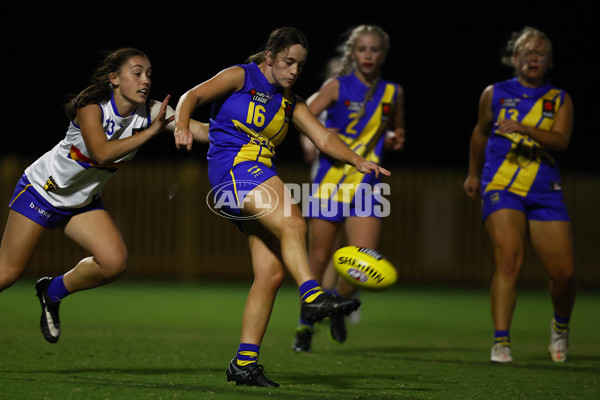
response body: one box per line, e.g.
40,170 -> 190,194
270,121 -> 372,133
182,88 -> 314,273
1,281 -> 598,399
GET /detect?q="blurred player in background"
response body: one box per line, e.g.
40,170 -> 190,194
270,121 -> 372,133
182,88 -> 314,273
292,24 -> 405,352
174,27 -> 389,387
464,27 -> 575,363
0,48 -> 208,344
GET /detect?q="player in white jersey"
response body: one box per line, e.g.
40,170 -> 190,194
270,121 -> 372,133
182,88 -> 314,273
0,48 -> 208,343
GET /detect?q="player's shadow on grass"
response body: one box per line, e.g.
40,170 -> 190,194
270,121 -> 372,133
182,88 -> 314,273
50,367 -> 202,375
342,345 -> 600,372
279,370 -> 435,393
8,367 -> 292,396
8,367 -> 434,396
341,345 -> 477,355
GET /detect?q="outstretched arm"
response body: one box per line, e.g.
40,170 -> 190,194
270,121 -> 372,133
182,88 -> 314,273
294,99 -> 390,177
79,95 -> 174,166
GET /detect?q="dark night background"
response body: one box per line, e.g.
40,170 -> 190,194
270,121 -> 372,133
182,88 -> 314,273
3,3 -> 599,172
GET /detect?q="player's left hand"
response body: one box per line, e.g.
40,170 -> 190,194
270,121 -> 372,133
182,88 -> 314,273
495,119 -> 529,136
356,160 -> 391,178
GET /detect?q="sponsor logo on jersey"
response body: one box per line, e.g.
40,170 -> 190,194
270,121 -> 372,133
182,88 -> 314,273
542,100 -> 555,118
381,103 -> 391,116
43,176 -> 59,192
284,101 -> 293,123
499,98 -> 521,108
249,89 -> 272,105
343,99 -> 362,112
381,102 -> 391,123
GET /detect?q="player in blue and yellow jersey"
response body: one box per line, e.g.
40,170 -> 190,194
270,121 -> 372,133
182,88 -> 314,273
464,27 -> 575,364
292,25 -> 405,353
174,27 -> 390,388
0,48 -> 208,343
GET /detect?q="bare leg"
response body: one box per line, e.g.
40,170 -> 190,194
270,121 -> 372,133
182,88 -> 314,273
307,218 -> 341,285
62,209 -> 128,293
242,176 -> 313,285
529,220 -> 576,318
484,209 -> 528,331
0,211 -> 45,292
239,223 -> 286,345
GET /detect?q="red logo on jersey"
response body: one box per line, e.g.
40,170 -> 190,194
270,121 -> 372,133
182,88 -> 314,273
542,100 -> 555,118
382,103 -> 391,116
284,101 -> 293,122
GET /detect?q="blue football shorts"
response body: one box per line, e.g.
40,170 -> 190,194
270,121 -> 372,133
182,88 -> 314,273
481,189 -> 570,222
207,161 -> 278,221
8,174 -> 105,229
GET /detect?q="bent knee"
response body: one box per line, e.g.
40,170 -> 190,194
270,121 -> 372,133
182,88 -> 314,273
0,263 -> 26,292
96,250 -> 128,279
0,272 -> 20,292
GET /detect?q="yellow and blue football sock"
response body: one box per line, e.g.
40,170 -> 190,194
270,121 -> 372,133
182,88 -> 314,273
552,313 -> 570,334
299,279 -> 325,304
494,330 -> 510,346
46,275 -> 71,303
235,343 -> 260,366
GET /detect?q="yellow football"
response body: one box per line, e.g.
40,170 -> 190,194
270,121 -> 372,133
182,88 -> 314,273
333,246 -> 397,291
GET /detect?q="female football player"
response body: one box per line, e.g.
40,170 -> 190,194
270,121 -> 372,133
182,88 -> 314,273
464,27 -> 575,363
174,27 -> 389,387
292,24 -> 405,352
0,48 -> 208,343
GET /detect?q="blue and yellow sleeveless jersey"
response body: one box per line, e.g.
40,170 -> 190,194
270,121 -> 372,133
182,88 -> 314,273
312,73 -> 399,202
481,77 -> 566,197
207,62 -> 296,186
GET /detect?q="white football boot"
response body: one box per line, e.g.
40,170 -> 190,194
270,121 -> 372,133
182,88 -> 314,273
490,343 -> 513,363
548,320 -> 569,363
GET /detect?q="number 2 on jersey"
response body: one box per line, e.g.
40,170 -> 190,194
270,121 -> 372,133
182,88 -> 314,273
345,112 -> 359,135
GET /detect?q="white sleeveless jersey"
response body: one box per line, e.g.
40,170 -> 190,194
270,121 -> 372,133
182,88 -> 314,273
25,96 -> 152,208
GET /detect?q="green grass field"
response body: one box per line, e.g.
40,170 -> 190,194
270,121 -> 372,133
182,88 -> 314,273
1,281 -> 598,399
